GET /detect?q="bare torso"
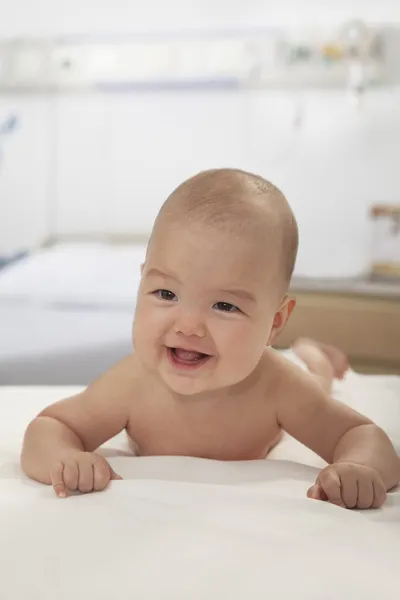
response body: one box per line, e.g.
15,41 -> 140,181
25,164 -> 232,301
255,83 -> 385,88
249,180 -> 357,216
125,350 -> 283,461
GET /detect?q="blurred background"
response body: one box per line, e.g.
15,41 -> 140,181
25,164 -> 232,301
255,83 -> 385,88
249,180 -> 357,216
0,0 -> 399,384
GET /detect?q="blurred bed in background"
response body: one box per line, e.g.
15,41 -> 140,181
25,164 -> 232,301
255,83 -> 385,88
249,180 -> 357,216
0,239 -> 146,384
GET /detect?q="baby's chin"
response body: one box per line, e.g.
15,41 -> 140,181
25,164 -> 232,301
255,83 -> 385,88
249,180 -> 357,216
162,377 -> 216,397
161,372 -> 248,398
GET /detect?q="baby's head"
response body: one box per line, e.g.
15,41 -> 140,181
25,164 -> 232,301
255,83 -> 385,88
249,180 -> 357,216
133,168 -> 298,396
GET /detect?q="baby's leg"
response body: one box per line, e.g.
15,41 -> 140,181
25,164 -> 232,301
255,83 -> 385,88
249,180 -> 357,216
292,338 -> 349,393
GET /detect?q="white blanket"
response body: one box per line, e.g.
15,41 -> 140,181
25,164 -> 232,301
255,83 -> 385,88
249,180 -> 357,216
0,372 -> 399,599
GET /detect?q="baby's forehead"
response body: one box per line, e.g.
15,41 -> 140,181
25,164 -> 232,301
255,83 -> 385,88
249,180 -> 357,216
148,167 -> 297,290
151,218 -> 264,253
147,223 -> 279,286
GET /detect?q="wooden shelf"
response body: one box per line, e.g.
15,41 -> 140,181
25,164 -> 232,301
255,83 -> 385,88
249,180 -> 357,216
275,286 -> 400,375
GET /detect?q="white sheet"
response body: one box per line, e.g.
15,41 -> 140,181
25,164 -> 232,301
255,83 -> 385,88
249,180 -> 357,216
0,372 -> 399,599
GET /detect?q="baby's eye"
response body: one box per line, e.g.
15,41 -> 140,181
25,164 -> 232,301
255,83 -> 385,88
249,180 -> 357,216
154,289 -> 177,301
213,302 -> 240,313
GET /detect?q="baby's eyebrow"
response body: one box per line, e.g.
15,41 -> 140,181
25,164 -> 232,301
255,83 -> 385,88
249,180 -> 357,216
219,289 -> 256,303
146,269 -> 256,302
146,267 -> 180,282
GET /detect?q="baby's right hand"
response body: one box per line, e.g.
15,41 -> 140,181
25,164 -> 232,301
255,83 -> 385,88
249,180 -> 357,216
50,451 -> 122,497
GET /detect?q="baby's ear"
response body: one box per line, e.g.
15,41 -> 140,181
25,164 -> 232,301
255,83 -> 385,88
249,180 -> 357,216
267,296 -> 296,346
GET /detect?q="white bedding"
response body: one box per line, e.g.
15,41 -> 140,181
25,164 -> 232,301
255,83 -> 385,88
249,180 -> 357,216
0,371 -> 399,599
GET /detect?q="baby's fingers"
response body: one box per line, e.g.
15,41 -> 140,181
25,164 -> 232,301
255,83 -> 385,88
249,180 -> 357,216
307,484 -> 328,501
50,462 -> 68,498
318,469 -> 345,507
340,472 -> 359,508
93,461 -> 112,491
110,468 -> 123,481
78,458 -> 95,493
372,478 -> 387,509
355,476 -> 374,509
93,461 -> 122,491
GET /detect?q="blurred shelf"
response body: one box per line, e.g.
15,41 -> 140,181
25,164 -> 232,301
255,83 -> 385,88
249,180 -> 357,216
290,275 -> 400,299
275,282 -> 400,375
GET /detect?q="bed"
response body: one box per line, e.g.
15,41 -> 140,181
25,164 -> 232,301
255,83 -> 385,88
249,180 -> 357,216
0,238 -> 147,385
0,367 -> 399,598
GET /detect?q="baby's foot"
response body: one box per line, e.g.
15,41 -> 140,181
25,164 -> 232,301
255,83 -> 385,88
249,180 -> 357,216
293,338 -> 349,380
316,341 -> 349,379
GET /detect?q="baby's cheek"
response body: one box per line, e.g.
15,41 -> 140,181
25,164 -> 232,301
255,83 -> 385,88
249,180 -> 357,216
134,307 -> 169,354
132,313 -> 149,350
222,324 -> 263,363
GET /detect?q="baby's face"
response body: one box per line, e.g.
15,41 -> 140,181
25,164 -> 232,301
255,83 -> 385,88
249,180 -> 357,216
133,224 -> 282,396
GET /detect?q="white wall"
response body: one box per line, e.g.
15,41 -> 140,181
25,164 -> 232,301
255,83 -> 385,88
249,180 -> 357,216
0,96 -> 53,252
52,88 -> 400,278
2,0 -> 400,278
1,0 -> 400,37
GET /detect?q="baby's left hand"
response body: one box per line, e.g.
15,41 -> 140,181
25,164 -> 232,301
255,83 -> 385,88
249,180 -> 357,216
307,462 -> 387,509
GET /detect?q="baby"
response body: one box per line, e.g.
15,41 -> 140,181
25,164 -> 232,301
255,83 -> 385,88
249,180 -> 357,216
21,168 -> 399,509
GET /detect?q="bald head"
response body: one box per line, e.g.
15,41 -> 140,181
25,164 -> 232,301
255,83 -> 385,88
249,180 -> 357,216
151,168 -> 298,286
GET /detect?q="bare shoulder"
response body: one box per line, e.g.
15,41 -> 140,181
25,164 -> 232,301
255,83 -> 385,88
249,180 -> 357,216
260,348 -> 308,395
84,352 -> 141,404
259,347 -> 329,415
263,347 -> 335,410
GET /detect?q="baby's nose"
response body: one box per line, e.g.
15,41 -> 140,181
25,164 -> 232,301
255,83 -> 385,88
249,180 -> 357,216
174,309 -> 206,338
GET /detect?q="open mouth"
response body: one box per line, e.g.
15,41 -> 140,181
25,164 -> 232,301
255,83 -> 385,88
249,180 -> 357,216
167,347 -> 212,369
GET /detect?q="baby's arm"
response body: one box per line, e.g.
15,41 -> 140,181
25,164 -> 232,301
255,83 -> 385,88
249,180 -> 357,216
21,355 -> 135,496
276,363 -> 400,508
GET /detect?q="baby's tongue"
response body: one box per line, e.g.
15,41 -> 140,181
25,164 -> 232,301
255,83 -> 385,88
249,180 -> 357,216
174,348 -> 205,362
